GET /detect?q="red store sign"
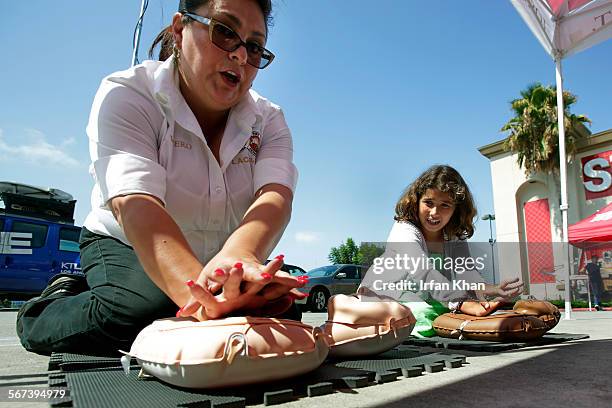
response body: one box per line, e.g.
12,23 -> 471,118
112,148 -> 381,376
582,150 -> 612,200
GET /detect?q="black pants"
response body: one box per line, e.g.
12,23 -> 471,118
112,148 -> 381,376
17,228 -> 301,356
16,228 -> 177,355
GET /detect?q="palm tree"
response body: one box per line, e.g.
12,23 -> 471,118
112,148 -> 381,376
501,83 -> 591,175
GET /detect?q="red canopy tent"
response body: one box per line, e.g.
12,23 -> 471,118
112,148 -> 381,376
569,202 -> 612,249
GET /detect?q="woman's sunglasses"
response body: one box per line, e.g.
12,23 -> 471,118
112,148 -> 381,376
183,12 -> 275,69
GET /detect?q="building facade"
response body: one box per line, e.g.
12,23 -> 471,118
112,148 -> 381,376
479,128 -> 612,300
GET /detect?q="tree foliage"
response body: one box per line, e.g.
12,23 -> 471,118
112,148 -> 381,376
358,242 -> 385,267
328,238 -> 385,266
501,83 -> 591,175
328,237 -> 362,265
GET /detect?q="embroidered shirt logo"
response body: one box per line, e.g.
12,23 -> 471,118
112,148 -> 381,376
232,129 -> 260,165
246,130 -> 261,156
171,136 -> 192,150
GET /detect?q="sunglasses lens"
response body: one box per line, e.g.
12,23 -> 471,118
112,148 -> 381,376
211,21 -> 272,69
257,55 -> 272,69
211,23 -> 239,52
245,44 -> 264,68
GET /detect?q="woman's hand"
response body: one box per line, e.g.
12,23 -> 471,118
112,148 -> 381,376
176,184 -> 298,320
459,300 -> 502,316
176,253 -> 308,320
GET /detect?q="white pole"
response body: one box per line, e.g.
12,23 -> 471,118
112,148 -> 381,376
555,57 -> 572,320
131,0 -> 147,67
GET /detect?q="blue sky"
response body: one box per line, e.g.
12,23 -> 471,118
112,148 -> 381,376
1,1 -> 611,270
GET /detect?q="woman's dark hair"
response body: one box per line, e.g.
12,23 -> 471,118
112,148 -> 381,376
394,165 -> 477,240
148,0 -> 273,61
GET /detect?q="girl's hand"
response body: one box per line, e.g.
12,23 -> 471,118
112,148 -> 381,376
477,278 -> 524,302
176,253 -> 308,319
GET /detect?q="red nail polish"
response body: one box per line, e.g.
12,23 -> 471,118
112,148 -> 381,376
176,308 -> 183,317
275,254 -> 284,260
261,272 -> 272,280
214,269 -> 225,277
186,280 -> 195,287
234,262 -> 243,269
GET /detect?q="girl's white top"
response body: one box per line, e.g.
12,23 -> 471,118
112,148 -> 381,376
361,221 -> 486,307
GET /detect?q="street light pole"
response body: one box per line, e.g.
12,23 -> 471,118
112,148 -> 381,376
482,214 -> 496,284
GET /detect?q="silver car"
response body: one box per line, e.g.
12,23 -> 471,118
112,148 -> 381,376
295,264 -> 366,312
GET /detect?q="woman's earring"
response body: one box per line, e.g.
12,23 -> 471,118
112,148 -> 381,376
173,44 -> 181,61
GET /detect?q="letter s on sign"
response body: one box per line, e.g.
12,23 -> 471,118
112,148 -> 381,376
583,157 -> 612,193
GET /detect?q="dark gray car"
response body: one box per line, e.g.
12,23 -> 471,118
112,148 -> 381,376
295,264 -> 366,312
264,261 -> 307,277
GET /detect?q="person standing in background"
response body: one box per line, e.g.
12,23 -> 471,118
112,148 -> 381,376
586,255 -> 604,311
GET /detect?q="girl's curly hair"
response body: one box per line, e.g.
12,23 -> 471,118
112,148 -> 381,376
394,165 -> 477,240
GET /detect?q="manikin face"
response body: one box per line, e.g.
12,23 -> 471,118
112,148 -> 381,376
418,188 -> 455,241
173,0 -> 267,112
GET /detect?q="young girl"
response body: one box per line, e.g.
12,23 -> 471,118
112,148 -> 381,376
364,165 -> 523,337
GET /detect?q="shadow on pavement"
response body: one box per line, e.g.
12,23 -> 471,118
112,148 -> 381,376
373,338 -> 612,408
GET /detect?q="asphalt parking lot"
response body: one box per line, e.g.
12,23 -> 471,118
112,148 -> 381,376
1,310 -> 611,407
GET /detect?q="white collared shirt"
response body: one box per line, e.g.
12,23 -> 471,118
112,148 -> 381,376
83,58 -> 298,264
361,221 -> 484,308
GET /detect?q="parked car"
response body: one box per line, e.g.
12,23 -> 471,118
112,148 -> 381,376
1,182 -> 82,298
296,264 -> 367,312
264,260 -> 307,277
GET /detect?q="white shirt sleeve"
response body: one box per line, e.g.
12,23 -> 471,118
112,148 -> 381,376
87,79 -> 167,207
253,107 -> 298,194
361,222 -> 468,304
390,222 -> 468,303
446,240 -> 486,284
443,241 -> 484,312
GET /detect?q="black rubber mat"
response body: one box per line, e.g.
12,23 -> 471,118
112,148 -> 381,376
49,353 -> 133,372
403,332 -> 590,352
47,346 -> 468,407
